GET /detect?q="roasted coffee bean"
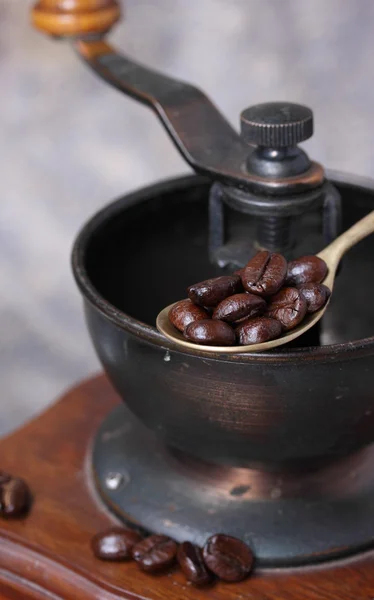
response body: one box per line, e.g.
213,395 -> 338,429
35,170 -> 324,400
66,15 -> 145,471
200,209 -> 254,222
184,319 -> 236,346
188,275 -> 242,307
0,477 -> 31,517
202,534 -> 254,582
266,287 -> 307,331
212,293 -> 266,323
91,527 -> 143,561
0,472 -> 11,485
236,316 -> 282,345
169,299 -> 210,332
177,541 -> 212,586
286,255 -> 327,286
132,534 -> 178,572
298,283 -> 331,313
241,251 -> 287,297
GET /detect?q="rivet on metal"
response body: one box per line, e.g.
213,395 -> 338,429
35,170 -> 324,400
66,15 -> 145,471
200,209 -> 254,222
105,472 -> 124,490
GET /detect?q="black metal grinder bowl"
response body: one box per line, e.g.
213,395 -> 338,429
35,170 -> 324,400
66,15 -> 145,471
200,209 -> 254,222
34,1 -> 374,568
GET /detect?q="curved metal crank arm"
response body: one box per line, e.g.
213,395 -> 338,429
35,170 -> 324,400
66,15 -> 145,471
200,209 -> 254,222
32,1 -> 323,196
74,40 -> 250,188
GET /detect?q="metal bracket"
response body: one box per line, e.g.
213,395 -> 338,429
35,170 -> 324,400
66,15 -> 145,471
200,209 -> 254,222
74,40 -> 324,195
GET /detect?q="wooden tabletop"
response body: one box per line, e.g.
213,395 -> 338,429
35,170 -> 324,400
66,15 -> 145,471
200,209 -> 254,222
1,374 -> 374,599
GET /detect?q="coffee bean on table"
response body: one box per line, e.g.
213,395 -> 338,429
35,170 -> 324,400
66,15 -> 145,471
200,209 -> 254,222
132,534 -> 178,572
202,534 -> 254,582
266,287 -> 307,331
169,299 -> 210,332
212,293 -> 266,323
91,527 -> 143,561
236,316 -> 282,345
184,320 -> 236,346
298,283 -> 331,313
286,255 -> 327,286
0,472 -> 11,485
188,275 -> 242,307
241,251 -> 287,297
177,541 -> 212,586
0,477 -> 31,517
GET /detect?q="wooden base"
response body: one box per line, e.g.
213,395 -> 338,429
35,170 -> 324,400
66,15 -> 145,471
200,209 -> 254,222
1,375 -> 374,599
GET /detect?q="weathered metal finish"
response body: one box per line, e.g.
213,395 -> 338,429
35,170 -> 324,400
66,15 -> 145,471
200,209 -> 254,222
33,8 -> 335,259
208,183 -> 228,266
74,40 -> 324,196
240,102 -> 314,149
323,181 -> 343,245
72,42 -> 332,257
93,403 -> 374,567
209,179 -> 341,263
73,173 -> 374,469
220,180 -> 327,256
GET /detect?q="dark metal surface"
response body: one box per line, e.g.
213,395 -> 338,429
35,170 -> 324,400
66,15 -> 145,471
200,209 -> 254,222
92,403 -> 374,567
74,41 -> 329,257
221,182 -> 324,217
73,173 -> 374,469
240,102 -> 314,148
74,41 -> 324,196
241,103 -> 313,182
323,181 -> 343,245
219,181 -> 325,256
219,179 -> 340,255
245,146 -> 311,179
256,215 -> 295,252
208,183 -> 227,266
208,179 -> 322,262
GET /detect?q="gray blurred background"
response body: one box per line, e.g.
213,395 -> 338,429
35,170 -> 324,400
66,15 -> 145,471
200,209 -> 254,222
1,0 -> 374,435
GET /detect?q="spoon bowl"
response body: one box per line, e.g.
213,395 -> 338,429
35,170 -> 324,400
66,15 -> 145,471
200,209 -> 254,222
157,210 -> 374,353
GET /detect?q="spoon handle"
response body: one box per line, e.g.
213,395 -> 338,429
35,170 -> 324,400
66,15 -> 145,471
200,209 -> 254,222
319,209 -> 374,264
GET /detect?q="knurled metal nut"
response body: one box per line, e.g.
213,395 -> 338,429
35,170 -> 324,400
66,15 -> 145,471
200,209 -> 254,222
240,102 -> 313,148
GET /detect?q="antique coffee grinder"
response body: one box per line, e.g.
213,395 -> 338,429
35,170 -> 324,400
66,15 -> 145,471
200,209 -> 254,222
1,1 -> 374,598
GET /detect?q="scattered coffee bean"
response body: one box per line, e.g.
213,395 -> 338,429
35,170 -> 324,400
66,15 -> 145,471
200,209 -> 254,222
266,287 -> 307,331
188,275 -> 242,307
0,477 -> 31,517
177,541 -> 212,586
202,534 -> 254,583
0,472 -> 11,485
91,527 -> 258,586
132,534 -> 178,572
241,251 -> 287,297
169,299 -> 209,332
212,293 -> 266,323
286,255 -> 327,286
91,527 -> 143,561
236,316 -> 282,345
298,283 -> 331,313
184,319 -> 236,346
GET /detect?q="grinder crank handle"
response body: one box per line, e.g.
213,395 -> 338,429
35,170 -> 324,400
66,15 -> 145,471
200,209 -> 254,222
31,0 -> 251,190
74,39 -> 250,189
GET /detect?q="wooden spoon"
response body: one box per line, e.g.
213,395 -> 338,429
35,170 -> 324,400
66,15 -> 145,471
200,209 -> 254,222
156,210 -> 374,353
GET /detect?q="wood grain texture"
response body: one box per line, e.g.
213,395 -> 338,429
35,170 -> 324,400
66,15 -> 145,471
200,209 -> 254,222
1,374 -> 374,599
32,0 -> 121,37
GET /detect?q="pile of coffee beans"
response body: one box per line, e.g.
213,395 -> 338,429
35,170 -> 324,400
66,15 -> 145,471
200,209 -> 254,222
0,471 -> 31,517
168,251 -> 330,346
91,528 -> 254,586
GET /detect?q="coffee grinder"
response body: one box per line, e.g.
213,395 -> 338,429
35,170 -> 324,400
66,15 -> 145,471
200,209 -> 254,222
1,2 -> 374,598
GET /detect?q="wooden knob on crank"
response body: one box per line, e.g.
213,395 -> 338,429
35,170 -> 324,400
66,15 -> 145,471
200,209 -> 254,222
32,0 -> 121,37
